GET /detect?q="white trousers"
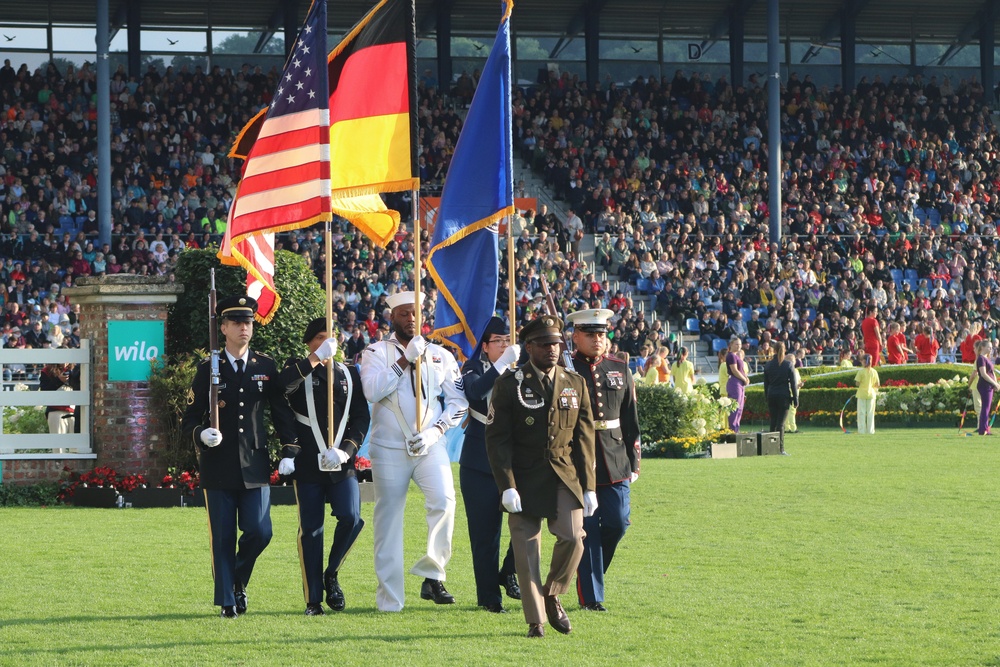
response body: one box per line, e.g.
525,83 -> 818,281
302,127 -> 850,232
856,397 -> 876,435
369,442 -> 455,611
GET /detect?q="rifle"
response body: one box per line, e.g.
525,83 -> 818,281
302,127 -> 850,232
539,274 -> 574,368
208,269 -> 220,430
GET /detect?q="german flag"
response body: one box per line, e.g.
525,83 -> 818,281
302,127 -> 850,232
327,0 -> 418,246
230,0 -> 418,248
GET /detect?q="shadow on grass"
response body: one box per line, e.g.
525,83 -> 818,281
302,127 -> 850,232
3,627 -> 513,658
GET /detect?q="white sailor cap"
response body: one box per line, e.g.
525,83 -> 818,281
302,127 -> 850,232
566,308 -> 614,332
386,291 -> 426,310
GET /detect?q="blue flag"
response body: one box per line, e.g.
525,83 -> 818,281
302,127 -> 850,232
426,2 -> 514,361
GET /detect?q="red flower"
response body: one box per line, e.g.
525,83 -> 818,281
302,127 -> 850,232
162,474 -> 174,486
270,470 -> 281,485
355,456 -> 372,471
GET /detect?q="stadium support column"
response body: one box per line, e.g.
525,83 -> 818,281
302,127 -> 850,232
284,1 -> 300,61
981,4 -> 996,108
840,0 -> 857,91
437,0 -> 453,97
766,0 -> 781,247
97,0 -> 112,249
126,0 -> 140,80
585,1 -> 600,91
729,4 -> 745,87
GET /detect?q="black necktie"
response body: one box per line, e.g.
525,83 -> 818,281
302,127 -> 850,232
235,359 -> 245,381
541,374 -> 553,399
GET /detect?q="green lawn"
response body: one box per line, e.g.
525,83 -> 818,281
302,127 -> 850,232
2,427 -> 1000,666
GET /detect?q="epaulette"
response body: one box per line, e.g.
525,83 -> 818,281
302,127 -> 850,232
561,366 -> 583,377
601,355 -> 629,366
255,351 -> 273,359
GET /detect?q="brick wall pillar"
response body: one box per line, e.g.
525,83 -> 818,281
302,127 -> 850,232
63,275 -> 184,477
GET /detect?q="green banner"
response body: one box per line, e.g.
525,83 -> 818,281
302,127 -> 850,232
108,321 -> 164,382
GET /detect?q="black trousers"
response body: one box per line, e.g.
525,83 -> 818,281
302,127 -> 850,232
459,465 -> 517,607
767,395 -> 791,435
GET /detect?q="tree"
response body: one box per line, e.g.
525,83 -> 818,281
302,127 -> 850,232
215,32 -> 285,56
167,247 -> 326,364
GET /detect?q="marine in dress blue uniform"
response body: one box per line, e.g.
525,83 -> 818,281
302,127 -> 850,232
181,295 -> 298,618
567,309 -> 641,612
460,317 -> 522,613
276,318 -> 371,616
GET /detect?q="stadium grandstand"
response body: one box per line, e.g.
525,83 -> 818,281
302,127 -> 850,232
3,0 -> 1000,384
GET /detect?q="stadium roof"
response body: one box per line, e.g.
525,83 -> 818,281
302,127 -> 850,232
6,0 -> 998,44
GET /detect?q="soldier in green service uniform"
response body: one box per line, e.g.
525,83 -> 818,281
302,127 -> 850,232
485,315 -> 597,639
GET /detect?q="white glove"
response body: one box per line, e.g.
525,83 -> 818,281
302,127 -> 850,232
321,448 -> 351,467
404,335 -> 428,362
495,343 -> 521,371
583,491 -> 599,517
501,488 -> 522,513
278,457 -> 296,475
407,426 -> 442,456
200,428 -> 223,448
314,337 -> 338,361
630,472 -> 639,483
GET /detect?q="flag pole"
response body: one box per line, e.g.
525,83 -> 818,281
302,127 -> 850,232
507,216 -> 516,344
326,220 -> 335,453
412,189 -> 423,431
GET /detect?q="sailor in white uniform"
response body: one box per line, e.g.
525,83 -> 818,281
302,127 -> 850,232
360,291 -> 468,611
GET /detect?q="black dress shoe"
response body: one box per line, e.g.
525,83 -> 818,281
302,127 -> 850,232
500,573 -> 521,600
420,578 -> 455,604
481,602 -> 507,613
234,584 -> 247,616
582,602 -> 607,612
324,571 -> 345,612
220,605 -> 238,618
544,595 -> 572,634
527,623 -> 545,638
305,603 -> 326,616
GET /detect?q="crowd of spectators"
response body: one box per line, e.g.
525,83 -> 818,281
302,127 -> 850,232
513,67 -> 1000,368
2,54 -> 1000,378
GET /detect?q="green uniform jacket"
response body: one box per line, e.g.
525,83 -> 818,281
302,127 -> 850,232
485,363 -> 597,519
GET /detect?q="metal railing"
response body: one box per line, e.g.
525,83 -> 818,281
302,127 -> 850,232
0,341 -> 94,460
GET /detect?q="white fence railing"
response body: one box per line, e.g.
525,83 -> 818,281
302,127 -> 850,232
0,341 -> 95,460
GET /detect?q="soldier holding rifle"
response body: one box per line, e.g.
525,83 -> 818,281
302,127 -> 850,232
181,295 -> 297,618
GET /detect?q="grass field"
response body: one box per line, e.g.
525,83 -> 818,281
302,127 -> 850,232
2,427 -> 1000,666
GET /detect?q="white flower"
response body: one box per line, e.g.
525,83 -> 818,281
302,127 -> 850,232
937,402 -> 946,410
900,403 -> 909,411
14,383 -> 28,392
697,427 -> 707,436
921,399 -> 933,406
696,377 -> 706,385
718,397 -> 733,407
9,413 -> 20,424
693,418 -> 707,429
953,375 -> 961,382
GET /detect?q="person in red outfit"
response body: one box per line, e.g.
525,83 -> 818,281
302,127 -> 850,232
960,322 -> 985,363
860,304 -> 883,366
885,322 -> 913,365
913,325 -> 940,363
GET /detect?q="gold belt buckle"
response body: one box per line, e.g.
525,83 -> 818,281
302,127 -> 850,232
595,420 -> 607,430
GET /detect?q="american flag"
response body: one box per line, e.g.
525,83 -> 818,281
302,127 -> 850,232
220,0 -> 331,323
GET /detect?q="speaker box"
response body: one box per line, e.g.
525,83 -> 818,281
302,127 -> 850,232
759,431 -> 782,455
736,433 -> 758,457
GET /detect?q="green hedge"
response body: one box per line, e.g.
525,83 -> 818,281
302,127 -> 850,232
745,386 -> 856,414
797,364 -> 971,389
0,483 -> 60,507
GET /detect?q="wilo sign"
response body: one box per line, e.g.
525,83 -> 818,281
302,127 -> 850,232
107,321 -> 164,381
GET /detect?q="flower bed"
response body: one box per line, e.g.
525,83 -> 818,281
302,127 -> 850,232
636,383 -> 734,458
